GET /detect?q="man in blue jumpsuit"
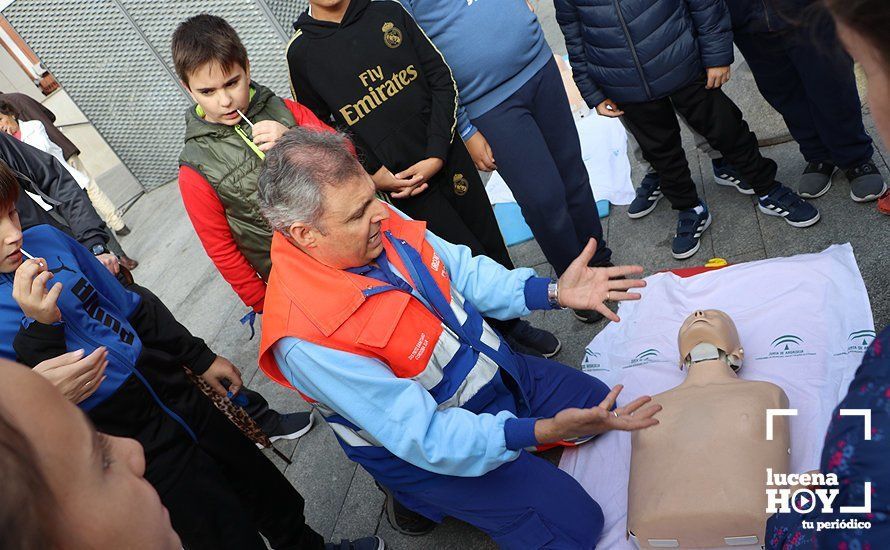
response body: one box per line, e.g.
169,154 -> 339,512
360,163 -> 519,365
256,129 -> 662,549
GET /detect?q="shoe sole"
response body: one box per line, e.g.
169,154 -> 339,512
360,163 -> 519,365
378,485 -> 435,537
257,413 -> 316,448
542,339 -> 562,359
757,204 -> 821,228
713,175 -> 755,195
627,194 -> 662,219
799,168 -> 837,199
672,214 -> 712,260
850,182 -> 888,203
573,310 -> 603,323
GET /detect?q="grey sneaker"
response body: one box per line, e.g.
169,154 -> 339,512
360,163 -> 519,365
845,161 -> 888,202
798,161 -> 836,198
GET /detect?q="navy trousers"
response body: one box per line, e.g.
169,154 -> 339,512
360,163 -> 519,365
734,19 -> 873,169
393,354 -> 610,549
471,57 -> 611,276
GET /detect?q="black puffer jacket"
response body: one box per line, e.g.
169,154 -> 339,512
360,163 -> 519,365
0,131 -> 107,250
555,0 -> 734,106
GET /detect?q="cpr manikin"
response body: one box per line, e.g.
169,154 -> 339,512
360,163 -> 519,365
626,310 -> 790,548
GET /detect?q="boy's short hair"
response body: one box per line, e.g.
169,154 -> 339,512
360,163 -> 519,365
172,14 -> 248,86
0,161 -> 19,208
0,100 -> 19,120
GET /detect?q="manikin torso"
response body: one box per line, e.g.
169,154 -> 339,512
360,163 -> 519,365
626,311 -> 791,549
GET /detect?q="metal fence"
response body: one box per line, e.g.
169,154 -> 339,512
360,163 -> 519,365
2,0 -> 309,191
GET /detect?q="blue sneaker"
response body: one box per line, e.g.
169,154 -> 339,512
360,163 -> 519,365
672,203 -> 712,260
628,173 -> 663,219
712,158 -> 753,195
758,185 -> 821,228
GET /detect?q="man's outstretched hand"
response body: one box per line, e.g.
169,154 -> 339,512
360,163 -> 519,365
556,238 -> 646,321
534,384 -> 661,445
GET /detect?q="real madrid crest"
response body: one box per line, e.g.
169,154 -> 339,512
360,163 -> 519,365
453,173 -> 469,196
382,22 -> 402,48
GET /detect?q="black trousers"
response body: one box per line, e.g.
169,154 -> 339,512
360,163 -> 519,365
391,139 -> 519,334
91,375 -> 325,550
620,75 -> 779,210
734,20 -> 873,169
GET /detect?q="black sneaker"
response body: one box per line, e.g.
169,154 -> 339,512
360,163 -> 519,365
798,161 -> 836,198
672,204 -> 712,260
845,161 -> 887,202
325,537 -> 385,550
505,320 -> 561,358
758,185 -> 820,227
377,483 -> 436,536
267,411 -> 315,443
627,173 -> 662,219
712,158 -> 753,194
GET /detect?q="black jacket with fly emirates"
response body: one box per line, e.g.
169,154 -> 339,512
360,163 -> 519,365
286,0 -> 457,175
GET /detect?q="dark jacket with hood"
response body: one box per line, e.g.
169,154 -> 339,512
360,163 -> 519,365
725,0 -> 816,35
286,0 -> 458,175
2,225 -> 217,490
554,0 -> 734,107
0,132 -> 107,250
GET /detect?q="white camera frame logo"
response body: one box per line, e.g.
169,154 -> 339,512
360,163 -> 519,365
764,408 -> 872,516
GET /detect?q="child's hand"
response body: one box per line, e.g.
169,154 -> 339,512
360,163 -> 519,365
465,132 -> 496,172
706,66 -> 731,89
12,258 -> 62,325
372,167 -> 429,198
252,120 -> 290,152
596,99 -> 624,117
395,157 -> 444,187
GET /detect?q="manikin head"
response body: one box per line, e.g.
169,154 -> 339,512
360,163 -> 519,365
677,310 -> 744,372
258,128 -> 389,270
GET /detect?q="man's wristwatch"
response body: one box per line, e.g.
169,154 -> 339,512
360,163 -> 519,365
547,280 -> 564,310
90,243 -> 108,256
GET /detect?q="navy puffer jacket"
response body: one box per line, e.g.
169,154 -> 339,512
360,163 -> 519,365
555,0 -> 734,107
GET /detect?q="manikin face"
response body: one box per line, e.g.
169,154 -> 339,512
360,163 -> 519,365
0,200 -> 23,273
184,61 -> 251,126
0,360 -> 180,549
677,309 -> 743,367
836,22 -> 890,149
289,173 -> 390,269
0,113 -> 19,135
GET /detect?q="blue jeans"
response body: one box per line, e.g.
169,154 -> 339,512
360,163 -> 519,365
471,57 -> 611,275
393,354 -> 611,549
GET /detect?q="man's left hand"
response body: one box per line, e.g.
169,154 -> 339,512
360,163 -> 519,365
252,120 -> 290,152
706,66 -> 731,89
96,253 -> 120,275
556,238 -> 646,321
201,356 -> 243,397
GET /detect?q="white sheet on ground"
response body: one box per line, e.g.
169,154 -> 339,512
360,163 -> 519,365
559,244 -> 874,550
484,113 -> 633,206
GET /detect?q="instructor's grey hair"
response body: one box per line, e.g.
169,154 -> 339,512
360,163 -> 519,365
258,128 -> 364,235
